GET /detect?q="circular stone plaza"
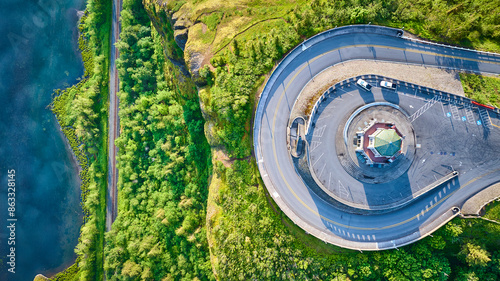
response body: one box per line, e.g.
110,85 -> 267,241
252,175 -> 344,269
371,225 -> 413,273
255,25 -> 500,250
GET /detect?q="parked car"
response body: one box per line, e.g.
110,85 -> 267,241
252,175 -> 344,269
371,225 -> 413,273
357,79 -> 372,91
380,80 -> 397,90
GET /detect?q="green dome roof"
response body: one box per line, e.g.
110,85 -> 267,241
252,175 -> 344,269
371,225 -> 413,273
373,129 -> 402,157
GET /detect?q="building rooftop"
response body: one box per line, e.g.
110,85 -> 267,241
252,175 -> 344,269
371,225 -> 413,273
372,129 -> 402,157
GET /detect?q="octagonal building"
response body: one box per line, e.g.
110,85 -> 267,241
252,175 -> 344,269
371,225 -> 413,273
355,121 -> 404,165
368,128 -> 402,158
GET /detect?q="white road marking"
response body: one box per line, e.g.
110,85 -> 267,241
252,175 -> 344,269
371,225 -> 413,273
410,95 -> 441,122
450,103 -> 460,120
313,125 -> 327,138
464,104 -> 475,124
317,114 -> 332,121
310,141 -> 322,152
318,163 -> 327,178
338,180 -> 350,199
440,102 -> 446,117
313,153 -> 324,167
478,107 -> 491,127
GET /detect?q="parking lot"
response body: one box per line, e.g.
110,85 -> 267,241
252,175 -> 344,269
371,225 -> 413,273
306,75 -> 500,210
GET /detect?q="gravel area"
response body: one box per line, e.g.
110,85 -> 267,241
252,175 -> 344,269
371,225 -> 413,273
290,60 -> 466,120
461,183 -> 500,216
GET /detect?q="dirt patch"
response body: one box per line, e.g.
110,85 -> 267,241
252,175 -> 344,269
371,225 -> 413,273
290,60 -> 466,121
402,31 -> 421,40
200,47 -> 213,69
34,274 -> 50,281
213,148 -> 232,167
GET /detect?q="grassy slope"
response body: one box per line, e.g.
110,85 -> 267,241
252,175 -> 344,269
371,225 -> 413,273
176,0 -> 306,56
147,0 -> 500,279
460,73 -> 500,107
484,202 -> 500,221
170,0 -> 500,69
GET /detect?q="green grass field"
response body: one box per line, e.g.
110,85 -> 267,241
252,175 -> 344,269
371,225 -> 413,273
460,73 -> 500,108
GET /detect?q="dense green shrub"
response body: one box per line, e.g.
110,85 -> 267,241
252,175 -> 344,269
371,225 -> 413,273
103,0 -> 212,279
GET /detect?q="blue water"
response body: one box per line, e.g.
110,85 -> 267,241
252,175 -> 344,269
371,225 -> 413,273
0,0 -> 86,280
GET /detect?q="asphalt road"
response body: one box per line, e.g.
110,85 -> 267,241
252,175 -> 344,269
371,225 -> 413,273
254,25 -> 500,250
308,76 -> 500,210
106,0 -> 122,232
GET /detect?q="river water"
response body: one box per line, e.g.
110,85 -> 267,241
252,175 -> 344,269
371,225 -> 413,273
0,0 -> 86,280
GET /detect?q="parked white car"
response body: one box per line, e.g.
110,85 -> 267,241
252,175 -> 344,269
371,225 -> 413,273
380,81 -> 397,90
357,79 -> 372,91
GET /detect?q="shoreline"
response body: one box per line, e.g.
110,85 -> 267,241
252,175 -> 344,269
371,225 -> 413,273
39,113 -> 83,280
53,113 -> 84,175
34,7 -> 87,280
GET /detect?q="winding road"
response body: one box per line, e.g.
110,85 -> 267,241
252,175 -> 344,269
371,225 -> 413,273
254,25 -> 500,250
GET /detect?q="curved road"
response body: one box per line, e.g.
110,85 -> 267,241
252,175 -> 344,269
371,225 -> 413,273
254,25 -> 500,250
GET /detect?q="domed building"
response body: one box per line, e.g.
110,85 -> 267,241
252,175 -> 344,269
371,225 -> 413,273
355,120 -> 404,166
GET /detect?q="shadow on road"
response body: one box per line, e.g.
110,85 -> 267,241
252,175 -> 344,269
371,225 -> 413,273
381,87 -> 400,104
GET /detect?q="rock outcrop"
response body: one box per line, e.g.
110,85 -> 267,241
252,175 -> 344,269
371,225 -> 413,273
148,2 -> 206,84
171,8 -> 193,51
